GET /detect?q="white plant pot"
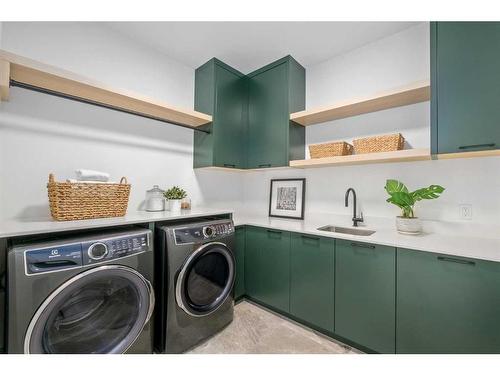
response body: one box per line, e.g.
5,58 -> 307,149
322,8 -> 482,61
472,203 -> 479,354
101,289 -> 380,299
168,199 -> 182,213
396,216 -> 422,235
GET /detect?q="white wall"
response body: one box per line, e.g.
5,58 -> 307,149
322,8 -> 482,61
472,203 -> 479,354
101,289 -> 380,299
243,23 -> 500,225
0,22 -> 243,220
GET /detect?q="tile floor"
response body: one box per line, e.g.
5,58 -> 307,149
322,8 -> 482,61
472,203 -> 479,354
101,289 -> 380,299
188,300 -> 360,354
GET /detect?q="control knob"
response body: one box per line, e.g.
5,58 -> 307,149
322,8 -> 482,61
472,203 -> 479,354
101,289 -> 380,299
203,226 -> 215,238
88,242 -> 109,260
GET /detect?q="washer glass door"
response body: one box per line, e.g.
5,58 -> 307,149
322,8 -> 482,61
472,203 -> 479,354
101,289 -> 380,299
26,265 -> 154,354
177,242 -> 235,317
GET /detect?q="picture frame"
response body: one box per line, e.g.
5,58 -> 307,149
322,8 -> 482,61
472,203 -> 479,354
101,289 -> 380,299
268,178 -> 306,220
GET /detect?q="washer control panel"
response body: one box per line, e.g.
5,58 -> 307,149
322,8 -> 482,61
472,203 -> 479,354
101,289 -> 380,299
82,232 -> 149,265
174,221 -> 234,245
24,229 -> 151,275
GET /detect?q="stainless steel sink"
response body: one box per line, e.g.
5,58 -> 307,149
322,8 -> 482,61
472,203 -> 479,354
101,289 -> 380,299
317,225 -> 376,236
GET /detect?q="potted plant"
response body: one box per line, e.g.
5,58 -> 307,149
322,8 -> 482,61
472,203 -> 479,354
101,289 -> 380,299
384,179 -> 445,235
164,186 -> 187,213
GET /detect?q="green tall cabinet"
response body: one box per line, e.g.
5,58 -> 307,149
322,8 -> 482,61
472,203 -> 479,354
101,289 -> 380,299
431,22 -> 500,154
244,226 -> 291,313
397,248 -> 500,353
234,226 -> 246,300
335,240 -> 396,353
194,58 -> 248,168
290,233 -> 334,333
247,56 -> 306,168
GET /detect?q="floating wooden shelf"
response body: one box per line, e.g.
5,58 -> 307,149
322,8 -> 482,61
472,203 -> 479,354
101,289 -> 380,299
0,50 -> 212,129
290,81 -> 430,126
289,148 -> 431,168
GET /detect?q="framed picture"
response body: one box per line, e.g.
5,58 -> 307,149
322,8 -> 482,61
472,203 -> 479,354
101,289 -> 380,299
268,178 -> 306,220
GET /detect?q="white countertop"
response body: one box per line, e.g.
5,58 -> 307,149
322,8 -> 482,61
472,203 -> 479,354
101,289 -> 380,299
233,212 -> 500,263
0,208 -> 234,238
1,209 -> 500,263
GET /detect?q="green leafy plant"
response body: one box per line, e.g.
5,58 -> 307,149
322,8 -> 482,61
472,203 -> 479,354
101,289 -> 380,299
384,179 -> 445,218
164,186 -> 187,200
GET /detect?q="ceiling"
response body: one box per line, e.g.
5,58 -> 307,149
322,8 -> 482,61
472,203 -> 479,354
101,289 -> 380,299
104,22 -> 419,73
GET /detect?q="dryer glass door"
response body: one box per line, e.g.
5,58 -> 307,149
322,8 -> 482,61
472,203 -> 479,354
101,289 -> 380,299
176,242 -> 235,317
25,265 -> 154,354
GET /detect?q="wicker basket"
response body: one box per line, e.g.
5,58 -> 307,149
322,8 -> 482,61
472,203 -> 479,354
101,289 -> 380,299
309,141 -> 354,159
353,133 -> 405,154
47,173 -> 131,221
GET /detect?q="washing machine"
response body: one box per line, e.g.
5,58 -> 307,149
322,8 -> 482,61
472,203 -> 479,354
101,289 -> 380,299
6,227 -> 155,354
155,218 -> 235,353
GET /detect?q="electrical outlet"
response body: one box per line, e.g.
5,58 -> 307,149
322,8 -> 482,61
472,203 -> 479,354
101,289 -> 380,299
459,204 -> 472,220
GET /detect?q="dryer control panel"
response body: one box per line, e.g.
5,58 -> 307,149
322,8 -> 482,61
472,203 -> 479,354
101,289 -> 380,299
23,229 -> 151,275
173,220 -> 234,245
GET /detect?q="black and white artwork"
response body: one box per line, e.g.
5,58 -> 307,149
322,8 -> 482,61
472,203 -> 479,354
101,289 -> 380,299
269,179 -> 305,219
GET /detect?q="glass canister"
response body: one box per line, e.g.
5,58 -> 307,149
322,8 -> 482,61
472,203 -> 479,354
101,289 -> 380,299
145,185 -> 165,212
181,197 -> 191,210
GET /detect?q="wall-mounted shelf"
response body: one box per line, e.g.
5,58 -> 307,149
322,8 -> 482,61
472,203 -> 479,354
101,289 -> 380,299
0,50 -> 212,131
290,81 -> 430,126
289,148 -> 431,168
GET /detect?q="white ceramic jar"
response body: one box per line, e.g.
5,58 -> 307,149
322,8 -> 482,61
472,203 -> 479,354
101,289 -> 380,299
396,216 -> 422,235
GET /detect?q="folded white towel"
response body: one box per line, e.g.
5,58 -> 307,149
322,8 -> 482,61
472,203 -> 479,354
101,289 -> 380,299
67,179 -> 118,184
75,169 -> 110,182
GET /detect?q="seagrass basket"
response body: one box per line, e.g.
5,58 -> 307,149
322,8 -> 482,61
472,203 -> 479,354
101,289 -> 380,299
309,141 -> 354,159
353,133 -> 405,154
47,173 -> 131,221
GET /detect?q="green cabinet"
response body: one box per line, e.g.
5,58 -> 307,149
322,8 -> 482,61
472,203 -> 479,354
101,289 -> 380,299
234,226 -> 246,300
431,22 -> 500,154
194,58 -> 247,168
335,239 -> 396,353
247,56 -> 305,168
397,248 -> 500,353
244,226 -> 290,312
290,233 -> 334,333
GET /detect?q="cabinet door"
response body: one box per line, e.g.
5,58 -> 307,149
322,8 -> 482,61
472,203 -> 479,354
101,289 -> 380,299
335,240 -> 396,353
434,22 -> 500,154
247,62 -> 289,169
244,226 -> 290,312
290,233 -> 334,333
244,226 -> 263,300
213,65 -> 247,169
234,226 -> 246,299
397,249 -> 500,353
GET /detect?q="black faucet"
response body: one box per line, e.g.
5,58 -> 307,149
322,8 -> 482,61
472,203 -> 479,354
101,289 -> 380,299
345,188 -> 364,227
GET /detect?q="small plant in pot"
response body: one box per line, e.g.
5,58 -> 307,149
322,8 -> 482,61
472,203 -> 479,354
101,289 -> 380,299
164,186 -> 187,213
385,179 -> 445,235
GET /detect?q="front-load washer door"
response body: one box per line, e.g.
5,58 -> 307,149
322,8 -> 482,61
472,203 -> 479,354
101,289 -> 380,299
176,242 -> 235,317
25,265 -> 154,354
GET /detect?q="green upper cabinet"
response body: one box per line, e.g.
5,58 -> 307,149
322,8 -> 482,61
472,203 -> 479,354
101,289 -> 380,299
234,226 -> 246,300
194,59 -> 247,169
397,248 -> 500,353
290,233 -> 334,333
431,22 -> 500,154
247,56 -> 306,168
335,240 -> 396,353
244,226 -> 291,313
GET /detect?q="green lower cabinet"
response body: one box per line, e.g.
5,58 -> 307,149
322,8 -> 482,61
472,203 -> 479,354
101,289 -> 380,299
244,226 -> 291,313
234,226 -> 246,300
397,248 -> 500,353
335,240 -> 396,353
290,233 -> 334,333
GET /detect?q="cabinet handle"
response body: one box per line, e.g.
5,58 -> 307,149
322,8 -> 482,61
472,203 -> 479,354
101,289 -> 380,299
458,143 -> 495,150
350,242 -> 375,249
437,256 -> 475,266
223,163 -> 236,168
301,234 -> 319,241
258,164 -> 271,168
266,229 -> 282,235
